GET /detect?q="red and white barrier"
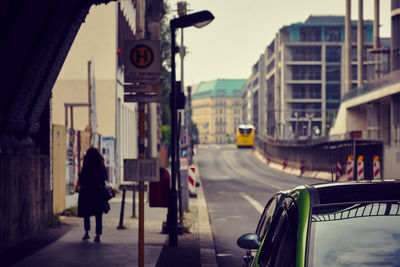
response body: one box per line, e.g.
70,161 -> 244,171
346,155 -> 355,181
266,154 -> 271,165
188,165 -> 197,197
336,161 -> 342,181
283,158 -> 288,169
357,155 -> 364,181
373,155 -> 381,180
300,160 -> 305,174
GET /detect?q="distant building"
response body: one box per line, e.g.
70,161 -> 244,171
192,79 -> 246,144
244,15 -> 382,140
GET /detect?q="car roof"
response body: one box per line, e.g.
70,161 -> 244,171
307,180 -> 400,206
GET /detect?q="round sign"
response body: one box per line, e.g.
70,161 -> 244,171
130,44 -> 154,69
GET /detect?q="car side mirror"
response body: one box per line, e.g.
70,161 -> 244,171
237,233 -> 261,250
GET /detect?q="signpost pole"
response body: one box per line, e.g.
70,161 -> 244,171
124,36 -> 160,267
138,103 -> 145,267
136,2 -> 145,265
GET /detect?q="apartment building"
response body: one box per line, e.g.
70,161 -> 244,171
245,16 -> 378,140
192,79 -> 246,144
242,55 -> 266,134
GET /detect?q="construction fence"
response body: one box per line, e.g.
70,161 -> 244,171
255,136 -> 383,181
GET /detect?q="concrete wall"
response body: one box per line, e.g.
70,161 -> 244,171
0,154 -> 51,252
256,137 -> 383,180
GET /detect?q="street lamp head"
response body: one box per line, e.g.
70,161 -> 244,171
171,10 -> 214,29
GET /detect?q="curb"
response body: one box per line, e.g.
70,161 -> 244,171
193,162 -> 218,267
253,150 -> 332,181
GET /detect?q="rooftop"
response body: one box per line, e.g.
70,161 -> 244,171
192,79 -> 246,100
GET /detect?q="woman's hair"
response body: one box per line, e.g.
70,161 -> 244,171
83,147 -> 104,168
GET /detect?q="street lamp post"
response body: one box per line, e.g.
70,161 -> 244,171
168,10 -> 214,247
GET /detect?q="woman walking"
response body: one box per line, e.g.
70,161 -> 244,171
78,147 -> 108,243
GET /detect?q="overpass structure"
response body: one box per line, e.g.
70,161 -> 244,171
0,0 -> 114,152
0,0 -> 115,252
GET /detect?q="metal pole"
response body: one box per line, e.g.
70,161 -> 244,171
168,25 -> 178,246
374,0 -> 380,79
345,0 -> 352,92
358,0 -> 364,87
188,86 -> 193,165
70,106 -> 74,130
177,114 -> 183,227
136,0 -> 146,264
88,60 -> 92,136
132,188 -> 136,218
65,105 -> 68,127
117,188 -> 126,229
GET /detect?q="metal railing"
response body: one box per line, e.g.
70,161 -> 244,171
343,70 -> 400,101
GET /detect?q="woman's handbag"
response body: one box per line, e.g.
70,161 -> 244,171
101,185 -> 115,201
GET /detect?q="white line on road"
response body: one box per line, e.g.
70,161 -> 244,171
241,193 -> 264,214
222,151 -> 282,191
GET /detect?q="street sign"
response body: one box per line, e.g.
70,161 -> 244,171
124,40 -> 161,102
124,158 -> 160,182
180,157 -> 188,170
125,40 -> 160,73
181,148 -> 188,157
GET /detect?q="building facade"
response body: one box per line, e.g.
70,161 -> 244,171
192,79 -> 246,144
330,2 -> 400,179
244,16 -> 378,140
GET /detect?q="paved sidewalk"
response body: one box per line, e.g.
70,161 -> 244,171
2,173 -> 217,267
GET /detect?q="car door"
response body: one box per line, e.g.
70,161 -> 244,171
256,197 -> 298,267
241,194 -> 282,267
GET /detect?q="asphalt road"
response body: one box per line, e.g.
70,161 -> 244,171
196,144 -> 323,267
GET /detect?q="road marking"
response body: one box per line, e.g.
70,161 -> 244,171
241,193 -> 264,214
222,151 -> 282,191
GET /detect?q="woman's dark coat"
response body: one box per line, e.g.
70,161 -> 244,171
78,164 -> 108,217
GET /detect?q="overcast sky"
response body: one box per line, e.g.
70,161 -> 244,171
167,0 -> 391,86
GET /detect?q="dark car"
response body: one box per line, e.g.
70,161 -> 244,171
237,180 -> 400,267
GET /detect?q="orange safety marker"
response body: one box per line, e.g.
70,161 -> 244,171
373,155 -> 381,180
357,155 -> 364,181
336,161 -> 342,181
346,155 -> 354,181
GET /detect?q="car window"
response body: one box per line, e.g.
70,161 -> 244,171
256,196 -> 278,238
309,201 -> 400,267
258,197 -> 298,267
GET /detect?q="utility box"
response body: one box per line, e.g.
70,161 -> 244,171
149,167 -> 170,207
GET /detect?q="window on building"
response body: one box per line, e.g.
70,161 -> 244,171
326,84 -> 341,100
300,27 -> 321,42
326,46 -> 341,62
326,101 -> 340,110
351,65 -> 368,81
292,46 -> 321,61
326,66 -> 341,81
267,59 -> 275,73
292,66 -> 321,80
325,26 -> 341,42
292,84 -> 321,99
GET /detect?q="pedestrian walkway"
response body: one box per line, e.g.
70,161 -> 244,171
2,173 -> 217,267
